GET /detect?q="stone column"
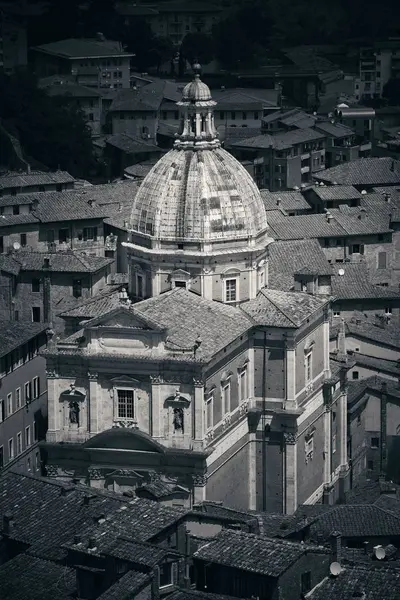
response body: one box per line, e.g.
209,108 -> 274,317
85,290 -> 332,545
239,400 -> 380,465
284,432 -> 298,515
88,371 -> 99,435
46,369 -> 59,442
285,337 -> 296,410
151,269 -> 161,296
324,406 -> 332,484
193,378 -> 205,449
150,375 -> 163,441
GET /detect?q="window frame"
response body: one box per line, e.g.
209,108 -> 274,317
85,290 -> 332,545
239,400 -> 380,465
8,438 -> 14,460
33,377 -> 40,399
371,436 -> 380,449
25,425 -> 31,447
238,367 -> 248,403
116,387 -> 136,422
31,278 -> 40,293
72,279 -> 83,298
17,432 -> 22,455
305,435 -> 314,463
15,387 -> 21,410
221,380 -> 231,415
159,562 -> 174,588
24,381 -> 32,404
305,351 -> 312,383
225,278 -> 238,303
205,394 -> 213,431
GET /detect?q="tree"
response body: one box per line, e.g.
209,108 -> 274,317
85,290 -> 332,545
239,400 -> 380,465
382,78 -> 400,106
180,33 -> 215,67
0,71 -> 96,177
212,16 -> 261,70
148,36 -> 176,74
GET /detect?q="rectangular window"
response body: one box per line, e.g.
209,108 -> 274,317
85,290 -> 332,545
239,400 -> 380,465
83,227 -> 97,241
332,433 -> 337,453
385,307 -> 392,315
225,279 -> 237,302
305,352 -> 312,382
117,389 -> 135,420
33,420 -> 38,441
0,446 -> 3,469
301,572 -> 312,595
59,228 -> 69,243
159,563 -> 173,588
32,307 -> 41,322
254,111 -> 259,120
137,274 -> 144,298
24,381 -> 32,404
206,395 -> 213,430
7,393 -> 12,416
47,230 -> 55,243
0,236 -> 3,253
72,279 -> 82,298
305,436 -> 314,462
27,457 -> 31,471
222,381 -> 231,414
239,368 -> 248,403
8,438 -> 14,460
15,388 -> 21,409
33,377 -> 40,399
378,251 -> 387,269
371,437 -> 379,448
333,311 -> 341,317
0,399 -> 4,423
32,278 -> 40,292
25,426 -> 31,447
352,371 -> 359,380
20,233 -> 27,247
13,205 -> 20,215
17,432 -> 22,455
242,112 -> 247,120
35,451 -> 40,470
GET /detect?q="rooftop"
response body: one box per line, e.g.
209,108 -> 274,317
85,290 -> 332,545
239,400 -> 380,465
310,185 -> 362,201
110,80 -> 180,112
331,263 -> 400,300
268,239 -> 332,291
260,190 -> 311,212
96,571 -> 150,600
307,564 -> 400,600
314,121 -> 355,138
344,316 -> 400,350
0,321 -> 48,359
0,170 -> 74,189
59,286 -> 123,319
308,504 -> 400,540
241,288 -> 329,328
105,133 -> 161,155
194,529 -> 324,577
33,38 -> 134,59
350,352 -> 400,377
269,213 -> 347,240
231,127 -> 325,150
102,537 -> 178,566
0,554 -> 76,600
313,157 -> 400,186
7,251 -> 114,274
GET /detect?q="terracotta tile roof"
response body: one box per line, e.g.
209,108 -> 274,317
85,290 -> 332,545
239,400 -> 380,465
33,38 -> 133,58
308,505 -> 400,539
168,590 -> 246,600
44,82 -> 103,98
231,127 -> 325,150
105,134 -> 161,154
110,83 -> 164,112
193,529 -> 323,577
0,471 -> 129,561
315,121 -> 354,138
269,213 -> 347,239
103,537 -> 178,566
12,251 -> 114,273
350,351 -> 400,377
59,287 -> 122,318
0,213 -> 39,226
345,477 -> 400,505
347,376 -> 400,407
29,189 -> 117,223
260,190 -> 311,211
313,157 -> 400,186
330,205 -> 392,235
0,254 -> 21,276
268,239 -> 332,291
0,554 -> 76,600
310,185 -> 362,201
307,565 -> 400,600
0,321 -> 48,358
70,497 -> 186,551
241,288 -> 329,328
344,316 -> 400,350
0,195 -> 35,207
331,263 -> 400,300
135,289 -> 253,359
138,480 -> 186,500
97,571 -> 150,600
192,502 -> 259,527
0,170 -> 74,189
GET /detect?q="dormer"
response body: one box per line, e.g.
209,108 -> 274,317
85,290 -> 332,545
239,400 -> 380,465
294,267 -> 331,296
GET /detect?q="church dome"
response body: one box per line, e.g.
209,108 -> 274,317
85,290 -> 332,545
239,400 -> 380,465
128,65 -> 268,243
129,147 -> 268,242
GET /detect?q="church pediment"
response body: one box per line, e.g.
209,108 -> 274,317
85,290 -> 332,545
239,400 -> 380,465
84,306 -> 165,332
83,428 -> 166,454
110,375 -> 141,386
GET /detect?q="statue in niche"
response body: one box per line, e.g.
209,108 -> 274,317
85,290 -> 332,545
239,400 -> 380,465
173,407 -> 184,434
69,400 -> 80,426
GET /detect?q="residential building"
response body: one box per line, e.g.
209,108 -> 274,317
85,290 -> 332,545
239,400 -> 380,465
334,105 -> 375,147
39,76 -> 103,137
0,251 -> 114,333
304,184 -> 362,211
314,120 -> 371,168
40,71 -> 347,513
357,39 -> 400,101
104,134 -> 164,177
313,157 -> 400,189
32,37 -> 135,90
228,128 -> 326,191
261,107 -> 318,133
0,169 -> 75,196
260,189 -> 313,216
0,322 -> 48,474
116,1 -> 224,47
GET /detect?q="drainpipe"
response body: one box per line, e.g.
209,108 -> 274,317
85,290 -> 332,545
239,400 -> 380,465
262,330 -> 267,511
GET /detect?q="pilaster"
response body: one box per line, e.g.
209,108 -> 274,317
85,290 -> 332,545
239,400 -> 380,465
46,370 -> 59,442
193,378 -> 205,447
201,268 -> 213,300
150,375 -> 163,440
284,432 -> 298,515
339,391 -> 347,468
284,336 -> 296,410
248,431 -> 257,510
323,308 -> 331,379
88,371 -> 99,435
193,474 -> 207,503
324,406 -> 332,484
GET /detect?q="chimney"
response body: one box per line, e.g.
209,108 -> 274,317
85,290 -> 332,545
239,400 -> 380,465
330,531 -> 342,564
276,197 -> 281,206
88,199 -> 96,207
358,208 -> 367,220
43,257 -> 50,269
88,537 -> 97,550
384,193 -> 391,203
2,513 -> 14,535
27,164 -> 31,174
326,211 -> 333,223
151,566 -> 160,600
363,540 -> 372,555
390,160 -> 395,172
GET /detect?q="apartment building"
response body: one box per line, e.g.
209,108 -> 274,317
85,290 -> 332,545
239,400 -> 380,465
0,321 -> 48,474
32,38 -> 135,89
0,7 -> 27,74
0,169 -> 75,197
229,128 -> 326,191
356,39 -> 400,101
116,1 -> 223,46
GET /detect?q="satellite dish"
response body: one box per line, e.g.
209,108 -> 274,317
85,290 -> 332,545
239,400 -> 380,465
338,268 -> 345,276
13,241 -> 21,251
361,189 -> 367,195
374,545 -> 386,560
329,562 -> 342,576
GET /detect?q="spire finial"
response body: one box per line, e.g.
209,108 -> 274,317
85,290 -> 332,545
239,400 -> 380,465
192,62 -> 202,78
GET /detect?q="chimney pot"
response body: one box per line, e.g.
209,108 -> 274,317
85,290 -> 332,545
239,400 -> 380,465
3,513 -> 14,535
330,530 -> 342,563
88,537 -> 97,549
